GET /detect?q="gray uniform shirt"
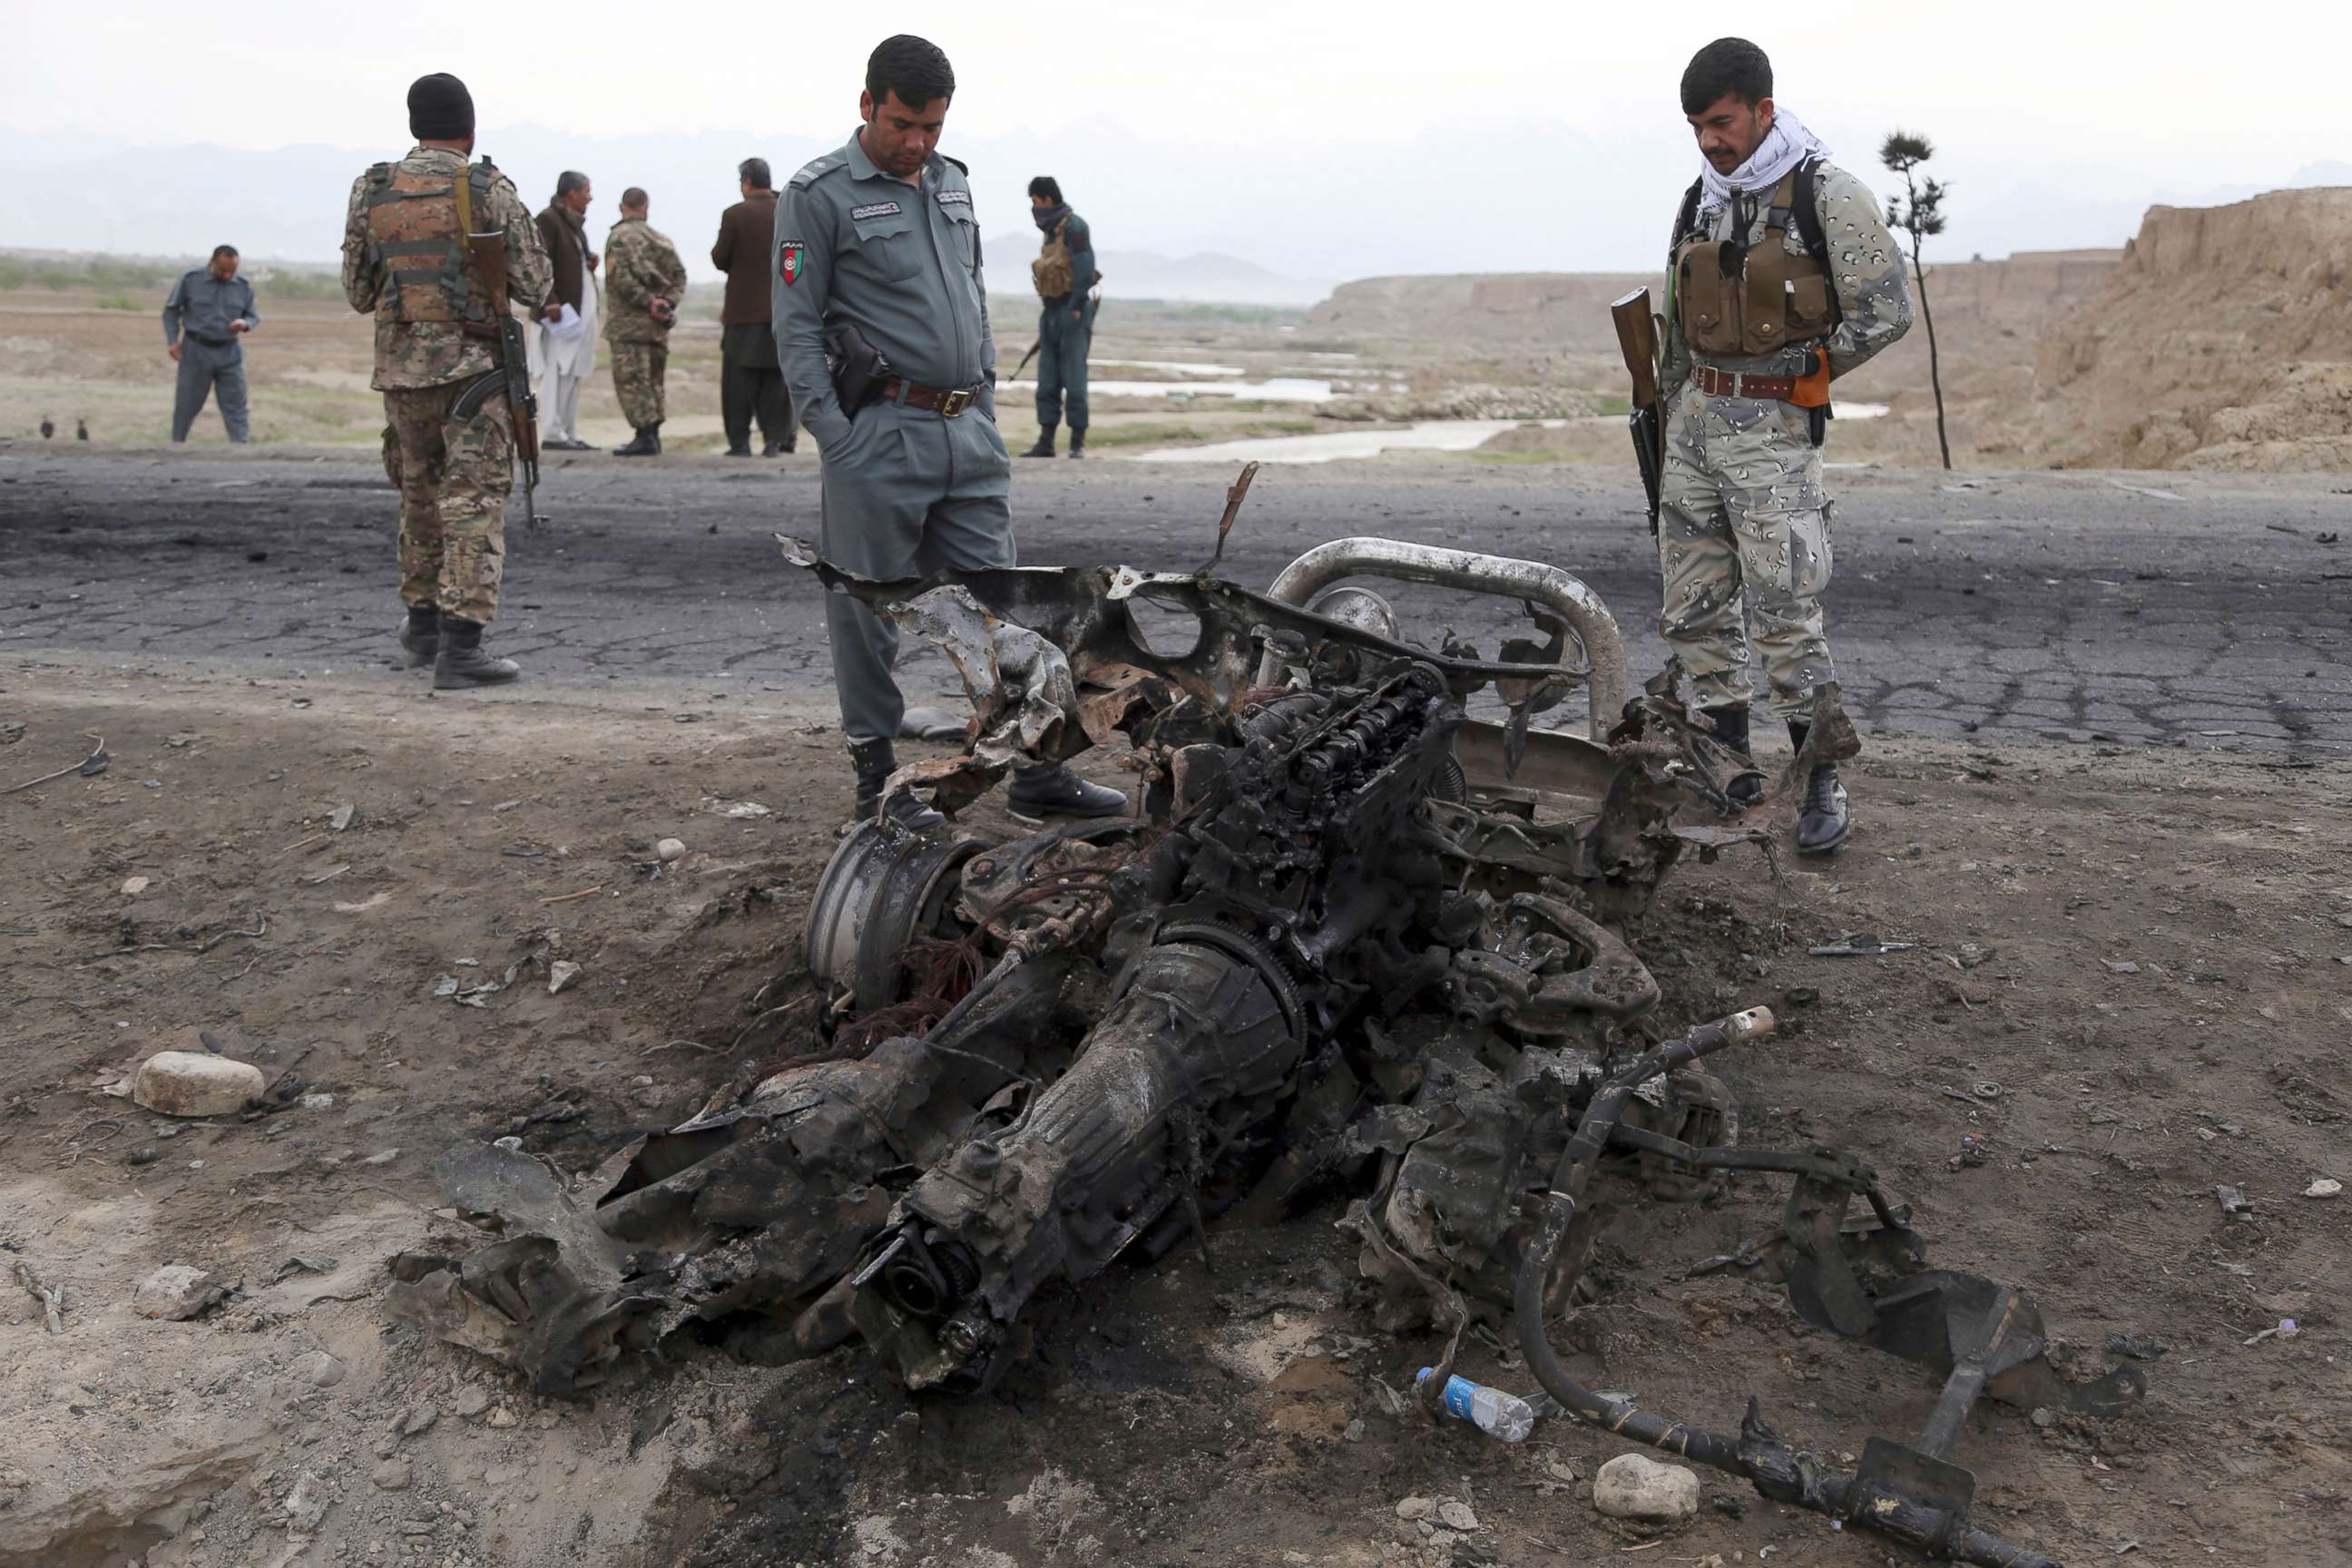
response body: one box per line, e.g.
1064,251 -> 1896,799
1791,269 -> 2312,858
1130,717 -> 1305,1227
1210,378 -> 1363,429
771,131 -> 995,448
162,268 -> 259,348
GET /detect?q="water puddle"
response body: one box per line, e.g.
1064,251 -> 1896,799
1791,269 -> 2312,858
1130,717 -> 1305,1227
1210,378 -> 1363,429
1126,420 -> 1518,464
1003,377 -> 1334,404
1093,358 -> 1244,377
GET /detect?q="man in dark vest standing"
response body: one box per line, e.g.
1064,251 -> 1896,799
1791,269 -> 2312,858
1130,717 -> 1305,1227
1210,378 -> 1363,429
1019,177 -> 1096,458
1655,37 -> 1911,855
712,157 -> 794,456
532,171 -> 598,450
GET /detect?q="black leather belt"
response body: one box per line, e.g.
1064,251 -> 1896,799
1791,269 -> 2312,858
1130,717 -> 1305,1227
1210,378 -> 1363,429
882,377 -> 982,416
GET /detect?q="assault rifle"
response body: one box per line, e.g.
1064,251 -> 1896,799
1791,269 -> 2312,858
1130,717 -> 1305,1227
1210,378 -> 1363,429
454,170 -> 544,527
1610,288 -> 1664,538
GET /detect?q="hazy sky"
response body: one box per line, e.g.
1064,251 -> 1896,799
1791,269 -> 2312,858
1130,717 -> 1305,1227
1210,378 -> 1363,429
5,2 -> 2345,281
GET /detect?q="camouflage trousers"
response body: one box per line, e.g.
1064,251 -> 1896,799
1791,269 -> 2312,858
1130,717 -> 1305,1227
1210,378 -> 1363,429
384,377 -> 512,625
1656,382 -> 1836,720
610,340 -> 668,428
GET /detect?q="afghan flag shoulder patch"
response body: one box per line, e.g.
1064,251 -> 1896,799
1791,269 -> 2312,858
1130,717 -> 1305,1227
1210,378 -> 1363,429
779,240 -> 805,286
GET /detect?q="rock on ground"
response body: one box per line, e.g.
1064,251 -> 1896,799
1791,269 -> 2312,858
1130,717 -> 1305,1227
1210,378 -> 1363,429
1592,1453 -> 1700,1521
132,1051 -> 264,1117
132,1264 -> 224,1320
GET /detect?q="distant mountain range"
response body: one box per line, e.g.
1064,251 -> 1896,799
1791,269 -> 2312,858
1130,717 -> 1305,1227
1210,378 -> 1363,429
1089,250 -> 1329,306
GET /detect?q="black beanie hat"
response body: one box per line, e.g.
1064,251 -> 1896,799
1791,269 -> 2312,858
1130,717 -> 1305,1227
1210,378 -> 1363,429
407,74 -> 475,140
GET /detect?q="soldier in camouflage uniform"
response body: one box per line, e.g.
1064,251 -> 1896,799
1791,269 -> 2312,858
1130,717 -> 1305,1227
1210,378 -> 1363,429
341,73 -> 554,689
603,188 -> 688,456
1656,38 -> 1911,854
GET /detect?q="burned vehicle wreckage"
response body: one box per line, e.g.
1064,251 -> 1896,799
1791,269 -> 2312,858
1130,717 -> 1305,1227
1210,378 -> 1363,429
389,502 -> 2143,1566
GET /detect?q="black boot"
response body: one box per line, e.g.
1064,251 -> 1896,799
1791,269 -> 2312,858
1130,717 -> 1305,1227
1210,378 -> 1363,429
1704,703 -> 1764,806
724,441 -> 753,457
1021,426 -> 1056,458
1005,764 -> 1128,824
433,617 -> 520,689
1787,720 -> 1851,856
613,423 -> 662,457
398,604 -> 439,669
849,738 -> 943,829
760,439 -> 788,456
1067,428 -> 1087,459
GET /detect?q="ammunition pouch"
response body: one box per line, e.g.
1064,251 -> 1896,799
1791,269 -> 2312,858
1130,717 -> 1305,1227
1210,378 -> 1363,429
1673,171 -> 1838,358
1032,216 -> 1075,300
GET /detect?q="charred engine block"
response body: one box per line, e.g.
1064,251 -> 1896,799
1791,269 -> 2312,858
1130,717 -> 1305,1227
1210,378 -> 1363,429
853,664 -> 1464,1389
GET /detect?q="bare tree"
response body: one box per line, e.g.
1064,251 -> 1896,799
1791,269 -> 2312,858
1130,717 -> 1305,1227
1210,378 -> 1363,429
1880,131 -> 1952,469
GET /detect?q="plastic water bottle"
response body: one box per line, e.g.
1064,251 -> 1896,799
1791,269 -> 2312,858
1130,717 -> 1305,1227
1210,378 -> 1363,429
1416,1368 -> 1536,1443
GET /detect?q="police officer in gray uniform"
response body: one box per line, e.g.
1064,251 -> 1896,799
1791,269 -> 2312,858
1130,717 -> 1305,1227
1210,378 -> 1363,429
163,244 -> 259,443
775,34 -> 1126,828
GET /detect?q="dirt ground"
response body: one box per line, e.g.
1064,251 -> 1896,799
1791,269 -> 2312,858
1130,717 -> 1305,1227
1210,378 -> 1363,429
4,653 -> 2347,1568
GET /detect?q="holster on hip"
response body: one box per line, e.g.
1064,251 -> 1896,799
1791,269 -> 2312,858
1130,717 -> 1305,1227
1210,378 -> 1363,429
826,323 -> 892,415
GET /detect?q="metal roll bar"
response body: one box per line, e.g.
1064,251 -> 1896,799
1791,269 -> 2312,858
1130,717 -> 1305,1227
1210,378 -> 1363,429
1257,538 -> 1629,737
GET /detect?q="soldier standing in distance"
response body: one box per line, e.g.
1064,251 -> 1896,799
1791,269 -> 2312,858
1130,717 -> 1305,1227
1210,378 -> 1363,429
774,34 -> 1128,828
340,73 -> 553,688
1019,177 -> 1096,459
162,245 -> 259,443
1655,37 -> 1911,854
605,189 -> 688,456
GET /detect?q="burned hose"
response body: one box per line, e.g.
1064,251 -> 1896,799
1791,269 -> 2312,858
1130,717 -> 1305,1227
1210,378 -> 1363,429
1513,1008 -> 2061,1568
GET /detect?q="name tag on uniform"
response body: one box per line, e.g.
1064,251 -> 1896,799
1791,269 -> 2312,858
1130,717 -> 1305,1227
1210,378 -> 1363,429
936,190 -> 971,207
850,201 -> 903,220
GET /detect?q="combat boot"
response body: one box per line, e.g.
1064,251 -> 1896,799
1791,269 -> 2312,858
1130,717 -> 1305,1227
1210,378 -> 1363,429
613,423 -> 662,457
1005,764 -> 1128,825
725,442 -> 753,457
1068,428 -> 1087,459
1787,720 -> 1851,856
849,738 -> 943,830
1704,703 -> 1764,806
398,604 -> 439,669
433,617 -> 520,689
1021,426 -> 1056,458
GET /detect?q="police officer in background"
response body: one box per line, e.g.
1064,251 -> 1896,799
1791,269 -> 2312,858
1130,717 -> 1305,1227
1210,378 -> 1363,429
1019,177 -> 1095,459
163,245 -> 259,443
1655,37 -> 1911,855
775,34 -> 1126,828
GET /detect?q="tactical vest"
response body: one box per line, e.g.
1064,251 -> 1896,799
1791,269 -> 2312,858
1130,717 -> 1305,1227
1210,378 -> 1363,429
1671,165 -> 1838,358
361,158 -> 501,331
1032,217 -> 1075,299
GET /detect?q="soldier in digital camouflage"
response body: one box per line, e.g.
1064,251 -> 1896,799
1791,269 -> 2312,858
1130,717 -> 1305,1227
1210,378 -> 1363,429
341,73 -> 554,689
1654,36 -> 1911,855
603,188 -> 689,456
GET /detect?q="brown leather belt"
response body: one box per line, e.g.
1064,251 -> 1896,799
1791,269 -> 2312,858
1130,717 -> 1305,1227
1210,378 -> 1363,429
1691,364 -> 1798,400
881,377 -> 983,417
